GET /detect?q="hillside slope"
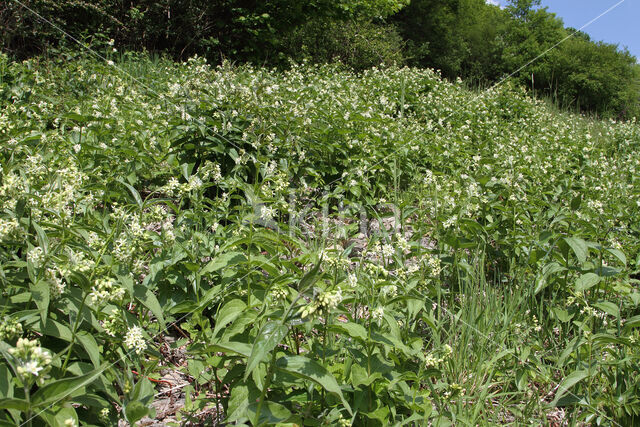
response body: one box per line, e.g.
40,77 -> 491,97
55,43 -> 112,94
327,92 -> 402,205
1,53 -> 639,425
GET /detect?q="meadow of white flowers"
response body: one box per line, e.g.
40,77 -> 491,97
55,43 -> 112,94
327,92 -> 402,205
1,52 -> 639,425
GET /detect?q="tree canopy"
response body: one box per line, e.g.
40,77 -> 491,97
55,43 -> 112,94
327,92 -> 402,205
1,0 -> 638,117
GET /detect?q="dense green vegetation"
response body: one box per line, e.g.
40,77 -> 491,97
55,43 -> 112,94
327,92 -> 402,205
1,0 -> 639,117
1,51 -> 640,425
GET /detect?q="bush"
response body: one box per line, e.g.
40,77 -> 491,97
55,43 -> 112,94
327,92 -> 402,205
284,18 -> 404,71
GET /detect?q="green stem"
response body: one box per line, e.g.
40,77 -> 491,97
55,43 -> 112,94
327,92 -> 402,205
61,292 -> 89,374
24,383 -> 32,427
255,349 -> 278,425
61,224 -> 117,374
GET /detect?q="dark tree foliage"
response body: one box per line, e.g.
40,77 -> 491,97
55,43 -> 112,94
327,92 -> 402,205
0,0 -> 638,117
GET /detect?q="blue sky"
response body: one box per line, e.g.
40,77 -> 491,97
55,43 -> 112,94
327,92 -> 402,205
487,0 -> 639,60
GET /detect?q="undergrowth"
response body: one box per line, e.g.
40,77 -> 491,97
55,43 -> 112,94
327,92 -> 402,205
1,51 -> 639,426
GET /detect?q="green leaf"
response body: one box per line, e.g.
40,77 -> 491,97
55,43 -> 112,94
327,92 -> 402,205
76,331 -> 101,368
31,366 -> 106,407
275,355 -> 352,414
247,400 -> 292,424
0,398 -> 28,412
213,299 -> 247,338
31,280 -> 50,324
226,381 -> 259,423
245,322 -> 288,381
201,252 -> 247,275
564,237 -> 588,264
328,322 -> 368,342
298,261 -> 322,291
551,370 -> 589,407
125,400 -> 150,424
351,363 -> 383,387
623,315 -> 640,329
575,273 -> 600,292
605,248 -> 626,266
204,341 -> 252,358
593,302 -> 619,318
0,364 -> 13,399
534,262 -> 565,295
119,180 -> 143,208
36,318 -> 73,341
133,284 -> 165,328
553,307 -> 573,323
570,194 -> 582,210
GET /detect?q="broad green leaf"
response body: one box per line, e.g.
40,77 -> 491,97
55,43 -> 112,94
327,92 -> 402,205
575,273 -> 600,292
534,262 -> 566,295
35,318 -> 73,342
31,366 -> 106,407
204,341 -> 252,358
593,302 -> 619,318
0,398 -> 28,411
298,261 -> 322,291
226,383 -> 255,423
623,315 -> 640,329
245,322 -> 288,381
564,237 -> 588,264
31,280 -> 50,324
551,370 -> 589,407
201,252 -> 247,275
0,364 -> 12,399
119,180 -> 143,208
351,363 -> 383,387
553,307 -> 573,323
570,194 -> 582,210
221,310 -> 258,341
275,355 -> 352,414
125,401 -> 150,424
76,331 -> 101,368
328,322 -> 368,342
213,299 -> 247,338
606,248 -> 626,266
133,284 -> 165,328
247,400 -> 292,425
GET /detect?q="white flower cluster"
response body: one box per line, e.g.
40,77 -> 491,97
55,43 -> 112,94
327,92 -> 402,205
90,278 -> 125,305
302,289 -> 343,318
0,217 -> 21,241
346,273 -> 358,288
200,161 -> 223,183
423,254 -> 442,277
45,268 -> 66,299
124,325 -> 147,354
260,205 -> 276,222
371,306 -> 385,324
0,316 -> 23,340
9,338 -> 52,383
424,344 -> 452,368
101,308 -> 125,337
27,246 -> 46,267
395,233 -> 411,253
270,287 -> 288,300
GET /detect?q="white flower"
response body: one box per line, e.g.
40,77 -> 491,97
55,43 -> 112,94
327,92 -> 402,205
27,247 -> 45,267
381,243 -> 395,258
19,360 -> 43,376
188,175 -> 203,191
371,307 -> 384,323
124,325 -> 147,355
347,273 -> 357,288
260,205 -> 276,222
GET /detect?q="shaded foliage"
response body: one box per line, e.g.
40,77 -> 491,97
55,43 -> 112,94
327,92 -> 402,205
0,0 -> 638,117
